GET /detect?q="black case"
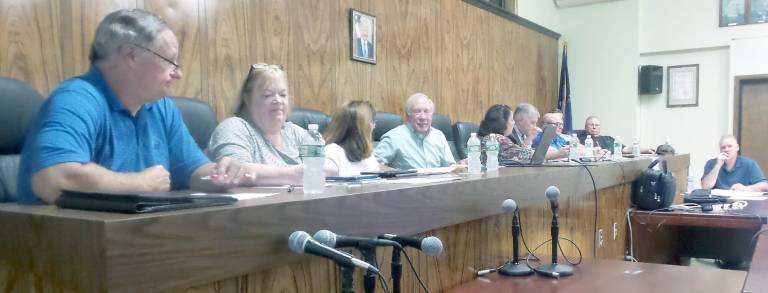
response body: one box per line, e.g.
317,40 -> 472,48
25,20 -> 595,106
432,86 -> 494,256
57,190 -> 237,214
632,159 -> 676,210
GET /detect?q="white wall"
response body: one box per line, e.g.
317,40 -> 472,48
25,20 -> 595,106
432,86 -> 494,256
557,0 -> 639,139
517,0 -> 560,32
639,48 -> 730,179
639,0 -> 768,53
517,0 -> 768,179
638,0 -> 768,178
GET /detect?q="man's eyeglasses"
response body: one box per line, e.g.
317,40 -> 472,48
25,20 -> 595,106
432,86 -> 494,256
134,44 -> 180,72
545,122 -> 564,127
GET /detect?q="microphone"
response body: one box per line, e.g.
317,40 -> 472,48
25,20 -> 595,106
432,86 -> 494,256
534,186 -> 574,278
498,198 -> 533,277
378,234 -> 444,256
545,185 -> 559,211
314,230 -> 402,249
502,198 -> 517,213
288,231 -> 380,274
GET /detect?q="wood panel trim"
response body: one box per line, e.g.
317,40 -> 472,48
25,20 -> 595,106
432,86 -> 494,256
462,0 -> 561,40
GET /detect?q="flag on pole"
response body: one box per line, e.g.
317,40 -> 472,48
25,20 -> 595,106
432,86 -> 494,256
557,44 -> 573,133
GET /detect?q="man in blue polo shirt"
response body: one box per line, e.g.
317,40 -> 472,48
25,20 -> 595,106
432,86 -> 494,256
701,135 -> 768,192
17,9 -> 252,204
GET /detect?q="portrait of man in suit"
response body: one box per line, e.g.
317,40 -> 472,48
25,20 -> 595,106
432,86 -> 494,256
351,10 -> 376,63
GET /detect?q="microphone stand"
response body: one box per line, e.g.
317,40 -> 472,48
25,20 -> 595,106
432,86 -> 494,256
339,265 -> 355,293
391,247 -> 403,293
499,209 -> 533,276
360,246 -> 378,293
534,208 -> 574,277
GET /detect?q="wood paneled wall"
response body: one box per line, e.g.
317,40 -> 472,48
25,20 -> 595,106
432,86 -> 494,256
0,0 -> 558,122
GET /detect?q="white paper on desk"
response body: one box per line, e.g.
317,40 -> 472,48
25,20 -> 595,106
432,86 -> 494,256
416,167 -> 456,174
710,189 -> 767,197
726,196 -> 768,201
229,193 -> 278,201
387,177 -> 461,184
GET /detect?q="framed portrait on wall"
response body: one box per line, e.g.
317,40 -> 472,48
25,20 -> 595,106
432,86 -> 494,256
667,64 -> 699,108
720,0 -> 747,26
350,9 -> 376,64
749,0 -> 768,23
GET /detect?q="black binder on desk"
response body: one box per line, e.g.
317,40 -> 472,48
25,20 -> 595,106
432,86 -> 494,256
57,190 -> 237,214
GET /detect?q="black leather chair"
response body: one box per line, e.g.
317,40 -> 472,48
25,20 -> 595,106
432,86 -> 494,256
432,113 -> 459,160
171,97 -> 218,151
287,107 -> 331,133
0,77 -> 44,202
452,122 -> 479,160
373,111 -> 403,142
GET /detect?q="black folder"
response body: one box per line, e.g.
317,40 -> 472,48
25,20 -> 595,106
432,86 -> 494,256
57,190 -> 237,214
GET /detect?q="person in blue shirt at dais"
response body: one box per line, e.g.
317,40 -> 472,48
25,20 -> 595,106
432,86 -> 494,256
17,9 -> 252,204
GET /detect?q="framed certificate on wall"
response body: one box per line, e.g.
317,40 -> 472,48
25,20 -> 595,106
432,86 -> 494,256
667,64 -> 699,108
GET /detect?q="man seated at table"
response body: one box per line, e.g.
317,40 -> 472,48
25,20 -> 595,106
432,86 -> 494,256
701,135 -> 768,191
374,93 -> 456,169
509,103 -> 541,147
533,112 -> 570,160
579,116 -> 655,154
17,9 -> 251,204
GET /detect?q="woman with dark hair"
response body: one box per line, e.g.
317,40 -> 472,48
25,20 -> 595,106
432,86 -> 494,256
478,104 -> 532,162
324,100 -> 380,176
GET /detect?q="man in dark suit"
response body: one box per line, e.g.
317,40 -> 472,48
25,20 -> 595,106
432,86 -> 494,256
353,15 -> 374,60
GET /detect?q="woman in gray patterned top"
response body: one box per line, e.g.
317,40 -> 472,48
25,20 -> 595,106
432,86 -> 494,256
207,64 -> 310,185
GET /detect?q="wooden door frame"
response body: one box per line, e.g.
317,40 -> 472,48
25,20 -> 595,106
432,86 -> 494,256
733,74 -> 768,146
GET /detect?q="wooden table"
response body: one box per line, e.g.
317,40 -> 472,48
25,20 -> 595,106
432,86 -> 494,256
447,259 -> 746,293
630,199 -> 767,264
0,155 -> 689,292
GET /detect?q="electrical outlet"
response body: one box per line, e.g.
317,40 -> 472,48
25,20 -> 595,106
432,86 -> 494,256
613,222 -> 619,240
598,229 -> 604,247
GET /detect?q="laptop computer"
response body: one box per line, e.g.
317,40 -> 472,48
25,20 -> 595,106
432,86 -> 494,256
501,125 -> 556,166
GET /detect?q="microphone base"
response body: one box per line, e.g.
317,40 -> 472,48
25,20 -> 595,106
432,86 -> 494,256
534,263 -> 574,278
498,262 -> 534,276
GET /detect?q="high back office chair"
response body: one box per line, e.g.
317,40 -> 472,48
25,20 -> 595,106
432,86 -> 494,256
373,111 -> 403,144
0,77 -> 44,202
432,113 -> 459,160
170,97 -> 218,151
288,107 -> 331,134
452,122 -> 479,160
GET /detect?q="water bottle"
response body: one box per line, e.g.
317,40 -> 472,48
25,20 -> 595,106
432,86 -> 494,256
485,134 -> 499,172
301,124 -> 325,194
467,133 -> 481,174
569,133 -> 579,160
585,135 -> 594,156
613,136 -> 623,160
632,137 -> 641,157
686,175 -> 697,193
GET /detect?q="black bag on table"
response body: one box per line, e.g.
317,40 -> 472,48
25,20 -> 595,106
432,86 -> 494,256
632,159 -> 676,210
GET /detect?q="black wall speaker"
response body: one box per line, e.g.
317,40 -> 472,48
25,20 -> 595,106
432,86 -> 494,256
638,65 -> 663,95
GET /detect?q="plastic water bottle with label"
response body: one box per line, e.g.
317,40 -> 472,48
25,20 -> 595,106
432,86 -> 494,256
569,133 -> 579,160
485,134 -> 499,172
467,133 -> 482,174
585,135 -> 594,156
301,124 -> 325,194
632,137 -> 641,157
613,136 -> 623,160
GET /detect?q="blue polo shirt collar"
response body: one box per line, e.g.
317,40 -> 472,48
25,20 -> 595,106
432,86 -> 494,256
725,156 -> 744,173
82,66 -> 154,114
